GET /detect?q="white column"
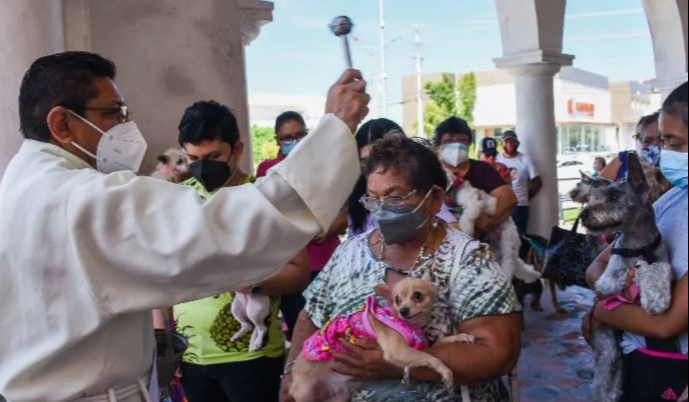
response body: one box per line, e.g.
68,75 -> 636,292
80,0 -> 272,174
0,0 -> 65,176
643,0 -> 688,100
511,63 -> 562,238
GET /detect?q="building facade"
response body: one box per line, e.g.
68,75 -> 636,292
402,67 -> 661,159
249,93 -> 327,129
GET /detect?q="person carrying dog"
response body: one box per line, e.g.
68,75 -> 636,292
584,82 -> 688,402
281,134 -> 522,402
168,101 -> 311,402
435,117 -> 518,237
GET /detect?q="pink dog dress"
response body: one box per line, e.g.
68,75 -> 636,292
303,296 -> 429,362
603,283 -> 641,311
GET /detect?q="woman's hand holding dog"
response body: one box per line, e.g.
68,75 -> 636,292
332,339 -> 404,381
280,373 -> 296,402
582,303 -> 605,345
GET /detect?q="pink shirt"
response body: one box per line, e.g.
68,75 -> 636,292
257,153 -> 340,272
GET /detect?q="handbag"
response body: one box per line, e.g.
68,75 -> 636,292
543,216 -> 595,290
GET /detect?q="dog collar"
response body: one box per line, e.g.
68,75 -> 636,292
612,234 -> 663,264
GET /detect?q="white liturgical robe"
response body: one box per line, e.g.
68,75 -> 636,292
0,114 -> 359,401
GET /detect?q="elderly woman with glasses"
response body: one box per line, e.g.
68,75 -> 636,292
281,135 -> 522,402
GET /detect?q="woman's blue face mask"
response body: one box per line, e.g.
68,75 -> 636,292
281,139 -> 300,156
660,149 -> 688,190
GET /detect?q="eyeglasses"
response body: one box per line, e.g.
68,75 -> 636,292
633,134 -> 664,147
360,189 -> 419,211
83,105 -> 131,124
279,131 -> 308,144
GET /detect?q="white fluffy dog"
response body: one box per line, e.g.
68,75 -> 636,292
452,180 -> 541,283
150,148 -> 190,183
230,293 -> 271,353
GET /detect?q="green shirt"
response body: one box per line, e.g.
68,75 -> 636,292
174,176 -> 286,365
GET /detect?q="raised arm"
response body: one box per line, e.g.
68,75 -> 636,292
70,71 -> 370,315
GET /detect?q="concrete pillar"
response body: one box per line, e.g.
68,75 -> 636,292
643,0 -> 689,100
74,0 -> 272,173
494,0 -> 574,237
0,0 -> 65,176
510,63 -> 562,238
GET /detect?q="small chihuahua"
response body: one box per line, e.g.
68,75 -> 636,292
289,272 -> 475,402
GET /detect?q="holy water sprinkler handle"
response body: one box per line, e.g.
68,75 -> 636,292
330,16 -> 354,69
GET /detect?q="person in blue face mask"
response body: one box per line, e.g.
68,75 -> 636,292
256,111 -> 309,177
659,82 -> 689,190
256,111 -> 350,342
601,112 -> 663,182
585,82 -> 688,402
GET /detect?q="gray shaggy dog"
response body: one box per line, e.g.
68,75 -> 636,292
581,153 -> 674,402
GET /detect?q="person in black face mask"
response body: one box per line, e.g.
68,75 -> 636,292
178,100 -> 248,196
170,100 -> 311,402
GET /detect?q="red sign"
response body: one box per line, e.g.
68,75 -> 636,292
568,99 -> 595,118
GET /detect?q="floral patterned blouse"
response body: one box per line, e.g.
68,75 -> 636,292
304,228 -> 521,402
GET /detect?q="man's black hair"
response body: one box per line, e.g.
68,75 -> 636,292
275,111 -> 306,133
355,118 -> 403,150
19,51 -> 117,142
662,82 -> 688,127
433,117 -> 474,146
178,101 -> 241,148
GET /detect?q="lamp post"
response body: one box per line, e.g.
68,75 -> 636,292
379,0 -> 388,117
413,24 -> 425,138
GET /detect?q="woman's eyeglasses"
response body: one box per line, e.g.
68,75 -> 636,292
359,190 -> 419,211
279,131 -> 308,144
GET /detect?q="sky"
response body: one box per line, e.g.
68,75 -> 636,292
245,0 -> 656,122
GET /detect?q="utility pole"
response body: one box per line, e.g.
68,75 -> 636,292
379,0 -> 388,117
413,24 -> 425,138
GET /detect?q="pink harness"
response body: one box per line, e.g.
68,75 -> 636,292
303,296 -> 429,362
603,283 -> 641,311
603,284 -> 689,362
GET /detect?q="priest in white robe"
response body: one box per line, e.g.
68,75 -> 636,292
0,52 -> 369,402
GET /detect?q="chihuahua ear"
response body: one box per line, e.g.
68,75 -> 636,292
422,270 -> 433,283
374,284 -> 394,306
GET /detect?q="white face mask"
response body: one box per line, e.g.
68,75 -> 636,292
440,143 -> 470,168
68,110 -> 148,174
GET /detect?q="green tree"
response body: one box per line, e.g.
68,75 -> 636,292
423,72 -> 477,135
457,72 -> 477,126
250,126 -> 279,166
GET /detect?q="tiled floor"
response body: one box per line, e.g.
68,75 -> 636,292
517,285 -> 596,402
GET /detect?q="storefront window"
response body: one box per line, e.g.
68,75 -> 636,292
559,124 -> 609,155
